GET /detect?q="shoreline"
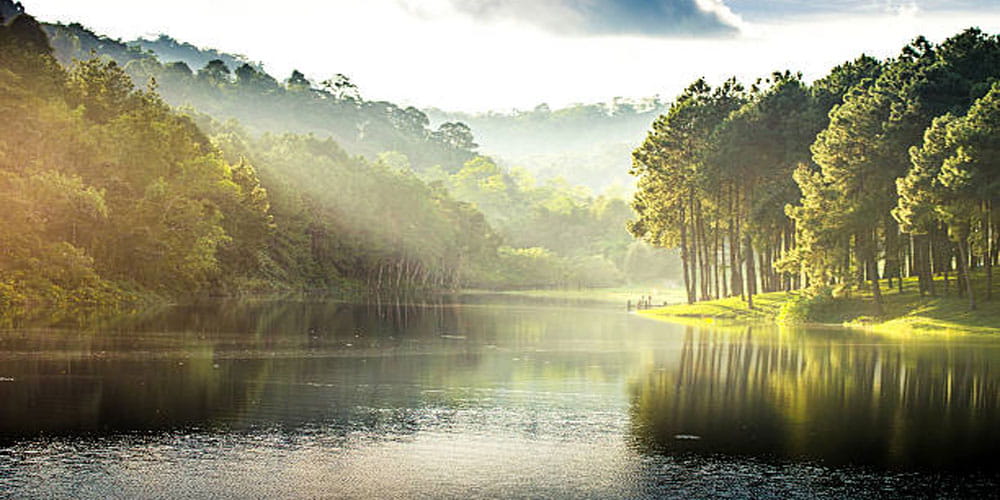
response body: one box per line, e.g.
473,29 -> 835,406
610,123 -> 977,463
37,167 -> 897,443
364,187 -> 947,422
637,275 -> 1000,336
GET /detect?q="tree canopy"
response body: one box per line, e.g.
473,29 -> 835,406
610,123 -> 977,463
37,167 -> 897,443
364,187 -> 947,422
631,28 -> 1000,312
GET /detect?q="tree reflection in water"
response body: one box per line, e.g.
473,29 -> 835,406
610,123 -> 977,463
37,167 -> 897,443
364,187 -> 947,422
628,326 -> 1000,469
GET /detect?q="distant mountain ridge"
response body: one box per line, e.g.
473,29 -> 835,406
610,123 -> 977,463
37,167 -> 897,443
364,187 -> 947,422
29,2 -> 660,190
131,34 -> 260,74
427,99 -> 666,191
41,21 -> 477,172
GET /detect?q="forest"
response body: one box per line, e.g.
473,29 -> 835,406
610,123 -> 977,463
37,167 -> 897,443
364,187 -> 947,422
630,28 -> 1000,313
0,4 -> 671,323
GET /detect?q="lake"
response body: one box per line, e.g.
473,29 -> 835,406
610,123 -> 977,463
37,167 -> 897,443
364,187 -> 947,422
1,296 -> 999,498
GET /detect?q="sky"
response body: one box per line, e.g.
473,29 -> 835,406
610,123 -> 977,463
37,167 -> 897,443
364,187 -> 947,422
27,0 -> 1000,112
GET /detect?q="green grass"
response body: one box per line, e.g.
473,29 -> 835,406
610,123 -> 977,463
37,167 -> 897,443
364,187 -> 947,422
638,291 -> 792,321
640,272 -> 1000,335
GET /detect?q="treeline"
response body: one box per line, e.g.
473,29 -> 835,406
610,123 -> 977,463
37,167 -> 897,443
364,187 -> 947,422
42,22 -> 478,172
631,28 -> 1000,311
200,121 -> 500,293
428,99 -> 667,191
432,156 -> 675,288
0,12 -> 504,321
1,13 -> 271,318
37,18 -> 679,288
428,98 -> 666,156
0,9 -> 670,322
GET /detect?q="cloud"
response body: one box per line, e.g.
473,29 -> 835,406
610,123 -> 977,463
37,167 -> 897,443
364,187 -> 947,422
726,0 -> 1000,20
439,0 -> 743,37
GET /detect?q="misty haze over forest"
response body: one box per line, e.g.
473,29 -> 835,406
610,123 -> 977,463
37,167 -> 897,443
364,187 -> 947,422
0,1 -> 686,324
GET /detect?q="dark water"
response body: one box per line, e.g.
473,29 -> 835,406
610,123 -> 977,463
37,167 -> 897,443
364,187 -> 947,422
1,298 -> 999,498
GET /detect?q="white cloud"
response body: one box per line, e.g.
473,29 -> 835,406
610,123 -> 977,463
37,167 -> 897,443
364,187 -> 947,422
435,0 -> 742,37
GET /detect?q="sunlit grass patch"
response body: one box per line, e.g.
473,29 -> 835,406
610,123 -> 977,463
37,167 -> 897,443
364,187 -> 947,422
640,272 -> 1000,336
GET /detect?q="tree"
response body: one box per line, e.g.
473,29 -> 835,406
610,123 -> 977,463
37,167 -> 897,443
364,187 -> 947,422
789,29 -> 1000,312
945,81 -> 1000,302
66,57 -> 139,124
629,78 -> 744,304
321,73 -> 360,101
433,122 -> 478,150
164,61 -> 193,78
286,69 -> 310,91
197,58 -> 230,86
710,72 -> 821,299
897,82 -> 1000,309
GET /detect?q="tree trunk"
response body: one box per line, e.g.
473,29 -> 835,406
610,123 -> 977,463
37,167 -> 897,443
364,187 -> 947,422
721,238 -> 729,298
691,198 -> 702,302
862,229 -> 884,316
958,236 -> 977,311
679,206 -> 694,305
745,234 -> 756,310
897,240 -> 904,294
986,200 -> 993,301
713,218 -> 721,300
869,255 -> 884,316
917,234 -> 926,295
729,209 -> 742,298
926,234 -> 936,297
697,208 -> 710,301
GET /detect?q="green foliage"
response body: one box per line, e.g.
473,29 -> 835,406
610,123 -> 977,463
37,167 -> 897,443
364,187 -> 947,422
44,22 -> 477,173
0,5 -> 669,328
0,19 -> 272,319
776,286 -> 836,323
473,247 -> 623,289
192,121 -> 503,292
443,156 -> 659,287
635,27 -> 1000,314
134,34 -> 252,75
789,29 -> 1000,309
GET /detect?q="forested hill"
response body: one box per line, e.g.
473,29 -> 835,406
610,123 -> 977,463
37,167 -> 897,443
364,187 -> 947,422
132,34 -> 258,75
0,9 -> 516,322
427,100 -> 667,191
0,4 -> 679,324
41,22 -> 477,172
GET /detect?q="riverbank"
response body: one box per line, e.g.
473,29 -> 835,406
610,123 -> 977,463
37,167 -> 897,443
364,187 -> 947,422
0,279 -> 368,329
640,274 -> 1000,335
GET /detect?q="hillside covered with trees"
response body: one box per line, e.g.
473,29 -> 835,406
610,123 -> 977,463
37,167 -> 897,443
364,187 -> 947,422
630,27 -> 1000,315
0,3 -> 678,323
41,22 -> 478,173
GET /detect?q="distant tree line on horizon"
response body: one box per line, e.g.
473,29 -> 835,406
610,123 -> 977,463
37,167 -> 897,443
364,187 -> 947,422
41,23 -> 481,173
630,27 -> 1000,312
427,98 -> 668,191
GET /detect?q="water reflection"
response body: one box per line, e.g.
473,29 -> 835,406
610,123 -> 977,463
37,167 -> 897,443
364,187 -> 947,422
628,325 -> 1000,469
3,299 -> 1000,498
0,299 -> 638,442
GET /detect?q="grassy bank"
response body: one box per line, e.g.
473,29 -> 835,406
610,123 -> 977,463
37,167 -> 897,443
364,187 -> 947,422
640,273 -> 1000,335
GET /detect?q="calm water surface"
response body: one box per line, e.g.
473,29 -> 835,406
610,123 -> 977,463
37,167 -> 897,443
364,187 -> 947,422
1,296 -> 999,498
